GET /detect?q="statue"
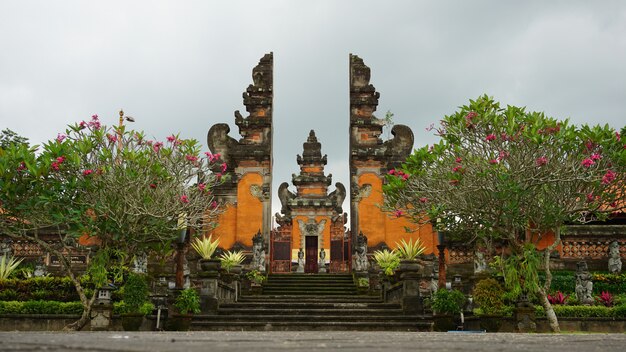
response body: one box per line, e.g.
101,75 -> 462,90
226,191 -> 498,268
1,239 -> 13,257
353,232 -> 369,272
608,241 -> 622,274
33,258 -> 47,277
473,251 -> 487,274
251,231 -> 266,272
132,252 -> 148,274
429,266 -> 439,295
296,248 -> 305,273
575,261 -> 594,305
318,248 -> 327,273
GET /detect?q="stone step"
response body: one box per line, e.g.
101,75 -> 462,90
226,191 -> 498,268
190,320 -> 433,331
236,295 -> 383,303
220,301 -> 399,309
195,314 -> 426,322
216,308 -> 405,316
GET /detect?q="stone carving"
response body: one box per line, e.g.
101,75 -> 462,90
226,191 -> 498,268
329,182 -> 346,213
132,252 -> 148,274
608,241 -> 622,274
383,124 -> 415,161
296,248 -> 305,273
251,231 -> 266,272
473,251 -> 487,274
352,183 -> 372,202
318,248 -> 327,273
277,182 -> 296,216
298,218 -> 327,239
34,258 -> 47,277
575,261 -> 594,305
250,184 -> 264,201
0,239 -> 13,257
206,123 -> 237,164
353,232 -> 369,272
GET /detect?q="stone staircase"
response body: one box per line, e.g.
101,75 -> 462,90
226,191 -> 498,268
191,274 -> 433,331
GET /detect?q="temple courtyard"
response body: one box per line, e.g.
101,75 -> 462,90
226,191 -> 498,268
1,331 -> 625,352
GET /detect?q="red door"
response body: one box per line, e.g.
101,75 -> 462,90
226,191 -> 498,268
305,236 -> 318,273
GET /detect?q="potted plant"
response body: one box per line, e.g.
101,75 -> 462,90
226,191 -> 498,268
245,269 -> 266,294
219,250 -> 245,274
120,272 -> 152,331
191,235 -> 220,271
431,289 -> 466,331
395,238 -> 426,272
168,288 -> 201,331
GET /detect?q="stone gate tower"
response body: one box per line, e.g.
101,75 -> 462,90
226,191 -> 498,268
206,53 -> 273,249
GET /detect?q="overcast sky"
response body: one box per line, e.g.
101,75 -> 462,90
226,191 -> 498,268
1,1 -> 625,222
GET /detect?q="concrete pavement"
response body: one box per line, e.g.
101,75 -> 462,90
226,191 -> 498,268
1,331 -> 625,352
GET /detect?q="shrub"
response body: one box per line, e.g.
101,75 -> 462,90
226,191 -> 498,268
245,270 -> 266,284
219,251 -> 245,272
592,273 -> 626,295
431,289 -> 466,315
191,235 -> 220,260
395,238 -> 426,260
0,255 -> 24,279
114,301 -> 155,315
122,273 -> 149,314
596,291 -> 614,307
472,278 -> 506,315
174,288 -> 200,315
0,300 -> 83,315
0,277 -> 79,302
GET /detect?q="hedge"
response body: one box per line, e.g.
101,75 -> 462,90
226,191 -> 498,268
535,304 -> 626,318
0,301 -> 83,315
0,277 -> 80,302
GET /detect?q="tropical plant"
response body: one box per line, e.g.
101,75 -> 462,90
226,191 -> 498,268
245,270 -> 266,284
0,255 -> 24,279
383,95 -> 626,332
191,235 -> 220,260
547,291 -> 570,305
596,291 -> 614,307
395,238 -> 426,260
373,249 -> 400,276
219,250 -> 245,272
174,288 -> 201,315
431,289 -> 466,315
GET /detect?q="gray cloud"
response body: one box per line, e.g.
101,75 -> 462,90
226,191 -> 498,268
1,0 -> 625,223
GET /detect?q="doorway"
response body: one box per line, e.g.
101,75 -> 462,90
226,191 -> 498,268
305,236 -> 318,273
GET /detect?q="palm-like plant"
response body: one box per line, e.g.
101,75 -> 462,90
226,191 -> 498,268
395,238 -> 426,260
373,249 -> 400,276
190,235 -> 220,260
0,255 -> 24,279
219,250 -> 245,272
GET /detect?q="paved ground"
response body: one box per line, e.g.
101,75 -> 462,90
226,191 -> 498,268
1,331 -> 625,352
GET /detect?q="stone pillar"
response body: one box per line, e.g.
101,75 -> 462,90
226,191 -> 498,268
90,287 -> 114,331
198,269 -> 220,314
401,271 -> 422,314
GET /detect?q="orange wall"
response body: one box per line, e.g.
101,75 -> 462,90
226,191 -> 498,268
208,203 -> 237,249
236,173 -> 264,247
358,172 -> 437,254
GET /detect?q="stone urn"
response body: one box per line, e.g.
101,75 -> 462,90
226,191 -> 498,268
229,264 -> 243,275
397,259 -> 423,273
199,258 -> 220,272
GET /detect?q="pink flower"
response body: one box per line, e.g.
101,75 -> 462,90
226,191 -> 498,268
167,135 -> 177,143
186,155 -> 198,162
152,141 -> 163,153
56,133 -> 66,143
198,183 -> 206,192
106,134 -> 118,143
180,195 -> 189,204
536,156 -> 548,166
88,115 -> 101,130
586,193 -> 595,203
419,197 -> 428,203
56,156 -> 65,163
149,183 -> 157,189
388,169 -> 396,175
610,201 -> 618,208
78,121 -> 87,130
602,170 -> 616,185
91,114 -> 99,120
210,201 -> 218,209
465,111 -> 477,120
581,158 -> 595,168
17,162 -> 26,172
616,132 -> 621,142
489,159 -> 498,165
485,134 -> 496,142
221,163 -> 228,173
402,173 -> 409,180
585,140 -> 594,151
452,166 -> 463,173
455,157 -> 462,163
500,133 -> 509,141
393,210 -> 403,218
215,173 -> 222,179
497,150 -> 509,160
591,153 -> 602,161
83,169 -> 93,176
51,162 -> 60,171
425,123 -> 435,132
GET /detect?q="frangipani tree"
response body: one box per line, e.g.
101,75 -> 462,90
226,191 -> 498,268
0,114 -> 224,330
384,95 -> 626,332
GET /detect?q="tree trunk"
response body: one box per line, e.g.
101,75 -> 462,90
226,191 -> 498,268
540,227 -> 562,333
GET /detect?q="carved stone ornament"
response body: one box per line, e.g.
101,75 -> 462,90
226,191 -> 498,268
353,232 -> 369,272
608,241 -> 622,273
575,261 -> 594,305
